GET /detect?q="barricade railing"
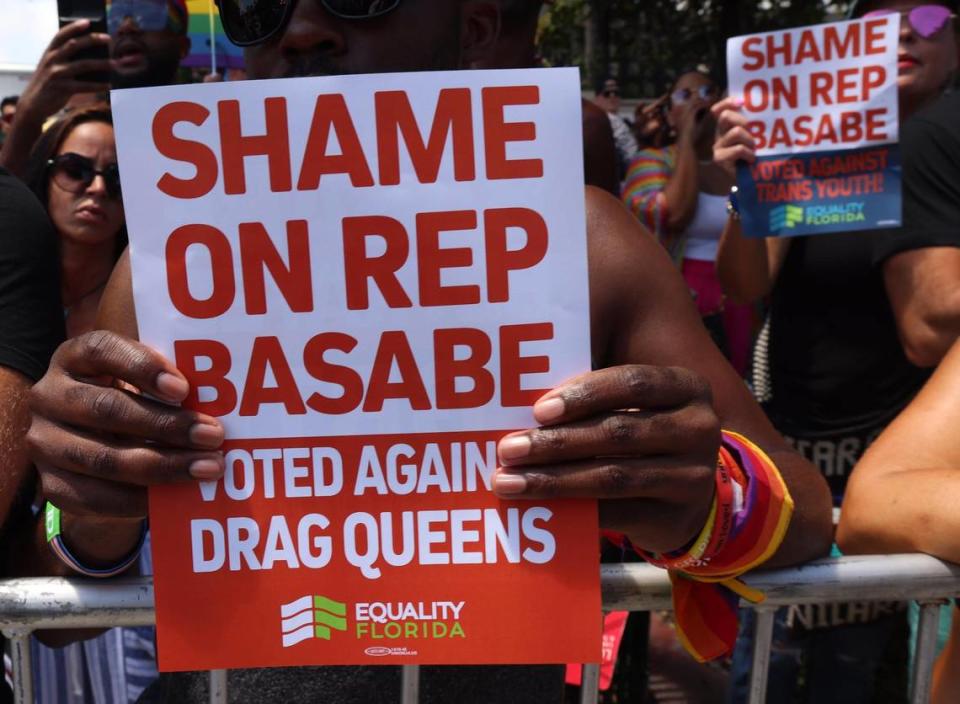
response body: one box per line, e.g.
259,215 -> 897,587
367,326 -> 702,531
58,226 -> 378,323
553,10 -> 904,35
2,554 -> 959,704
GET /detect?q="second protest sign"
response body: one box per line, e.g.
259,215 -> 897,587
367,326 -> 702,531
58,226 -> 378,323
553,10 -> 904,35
727,15 -> 901,237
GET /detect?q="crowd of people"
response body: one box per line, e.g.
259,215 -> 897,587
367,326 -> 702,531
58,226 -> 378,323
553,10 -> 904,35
0,0 -> 958,702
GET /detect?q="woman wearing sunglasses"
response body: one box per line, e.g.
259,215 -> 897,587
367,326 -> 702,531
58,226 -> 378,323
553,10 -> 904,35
24,106 -> 126,337
622,68 -> 754,377
714,2 -> 960,702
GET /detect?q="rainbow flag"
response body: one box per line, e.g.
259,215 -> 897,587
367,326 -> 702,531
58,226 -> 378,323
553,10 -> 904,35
182,0 -> 244,71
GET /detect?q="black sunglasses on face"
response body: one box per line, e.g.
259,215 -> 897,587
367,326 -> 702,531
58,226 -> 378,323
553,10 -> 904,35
216,0 -> 403,47
48,153 -> 122,200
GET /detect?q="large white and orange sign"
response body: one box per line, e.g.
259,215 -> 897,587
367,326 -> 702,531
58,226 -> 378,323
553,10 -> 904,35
112,68 -> 600,672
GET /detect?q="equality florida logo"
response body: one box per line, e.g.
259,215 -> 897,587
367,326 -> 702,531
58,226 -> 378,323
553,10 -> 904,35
279,596 -> 466,649
280,595 -> 348,647
770,202 -> 868,231
769,204 -> 804,231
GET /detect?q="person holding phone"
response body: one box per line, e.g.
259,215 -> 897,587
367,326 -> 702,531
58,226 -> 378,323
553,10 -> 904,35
633,94 -> 671,151
622,68 -> 754,377
1,0 -> 190,180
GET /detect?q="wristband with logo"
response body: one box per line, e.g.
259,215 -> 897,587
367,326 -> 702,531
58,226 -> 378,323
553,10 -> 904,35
45,502 -> 147,578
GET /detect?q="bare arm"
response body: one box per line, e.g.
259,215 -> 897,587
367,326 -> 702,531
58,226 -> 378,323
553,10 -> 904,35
585,189 -> 832,566
883,247 -> 960,368
838,339 -> 960,559
716,216 -> 790,304
711,97 -> 792,304
0,369 -> 34,534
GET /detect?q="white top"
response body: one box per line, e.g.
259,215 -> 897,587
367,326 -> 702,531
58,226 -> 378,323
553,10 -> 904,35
683,191 -> 728,262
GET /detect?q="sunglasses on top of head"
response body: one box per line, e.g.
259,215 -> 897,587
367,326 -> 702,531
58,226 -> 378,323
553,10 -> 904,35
863,5 -> 956,39
215,0 -> 403,47
48,153 -> 123,200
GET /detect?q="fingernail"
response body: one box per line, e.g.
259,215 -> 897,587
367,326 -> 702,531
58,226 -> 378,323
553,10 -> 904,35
733,97 -> 745,108
190,422 -> 223,449
493,472 -> 527,495
498,435 -> 531,462
534,397 -> 565,423
156,372 -> 189,401
190,458 -> 223,480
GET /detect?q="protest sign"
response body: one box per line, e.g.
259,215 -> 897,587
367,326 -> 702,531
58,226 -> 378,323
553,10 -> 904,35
111,68 -> 600,672
727,16 -> 901,237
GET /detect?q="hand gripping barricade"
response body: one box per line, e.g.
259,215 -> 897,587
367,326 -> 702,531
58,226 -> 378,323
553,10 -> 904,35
2,553 -> 959,704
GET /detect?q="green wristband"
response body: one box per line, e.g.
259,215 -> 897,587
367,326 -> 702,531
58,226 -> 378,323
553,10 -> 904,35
45,502 -> 62,542
44,501 -> 148,578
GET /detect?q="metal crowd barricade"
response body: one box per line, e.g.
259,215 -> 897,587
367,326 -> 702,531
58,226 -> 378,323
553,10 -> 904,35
2,554 -> 959,704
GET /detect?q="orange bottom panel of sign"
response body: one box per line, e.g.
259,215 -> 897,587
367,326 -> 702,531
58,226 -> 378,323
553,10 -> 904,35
149,431 -> 602,670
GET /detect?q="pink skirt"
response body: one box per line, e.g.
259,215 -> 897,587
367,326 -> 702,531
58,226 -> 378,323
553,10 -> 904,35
681,258 -> 753,377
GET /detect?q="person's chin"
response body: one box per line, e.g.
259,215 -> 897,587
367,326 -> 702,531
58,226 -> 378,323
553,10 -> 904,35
111,68 -> 149,90
111,64 -> 173,90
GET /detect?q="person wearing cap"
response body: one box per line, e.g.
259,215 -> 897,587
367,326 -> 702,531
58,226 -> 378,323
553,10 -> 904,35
713,1 -> 960,702
594,77 -> 639,181
1,0 -> 191,179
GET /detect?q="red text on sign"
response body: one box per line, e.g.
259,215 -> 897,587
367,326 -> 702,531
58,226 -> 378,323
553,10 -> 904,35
740,19 -> 888,71
152,86 -> 543,199
174,323 -> 554,417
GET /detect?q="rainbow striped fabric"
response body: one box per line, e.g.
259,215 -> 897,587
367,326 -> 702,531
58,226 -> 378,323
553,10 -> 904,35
610,430 -> 794,662
620,145 -> 677,238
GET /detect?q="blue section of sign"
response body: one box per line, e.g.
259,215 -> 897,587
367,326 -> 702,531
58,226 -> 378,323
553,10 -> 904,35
737,145 -> 901,238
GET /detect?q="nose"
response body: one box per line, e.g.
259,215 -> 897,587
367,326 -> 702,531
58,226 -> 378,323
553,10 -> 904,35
85,172 -> 108,196
115,14 -> 143,36
899,14 -> 917,44
276,0 -> 347,60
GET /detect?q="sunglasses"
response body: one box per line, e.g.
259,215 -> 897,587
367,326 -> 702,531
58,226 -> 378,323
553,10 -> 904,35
671,84 -> 719,105
48,153 -> 122,200
864,5 -> 956,39
216,0 -> 402,47
601,89 -> 620,97
107,0 -> 175,34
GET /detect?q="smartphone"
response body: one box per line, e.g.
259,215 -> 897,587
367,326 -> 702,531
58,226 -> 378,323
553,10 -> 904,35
57,0 -> 110,85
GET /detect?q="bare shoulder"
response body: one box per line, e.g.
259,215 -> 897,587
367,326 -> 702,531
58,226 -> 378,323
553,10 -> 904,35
584,187 -> 692,363
96,248 -> 138,340
585,186 -> 662,261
